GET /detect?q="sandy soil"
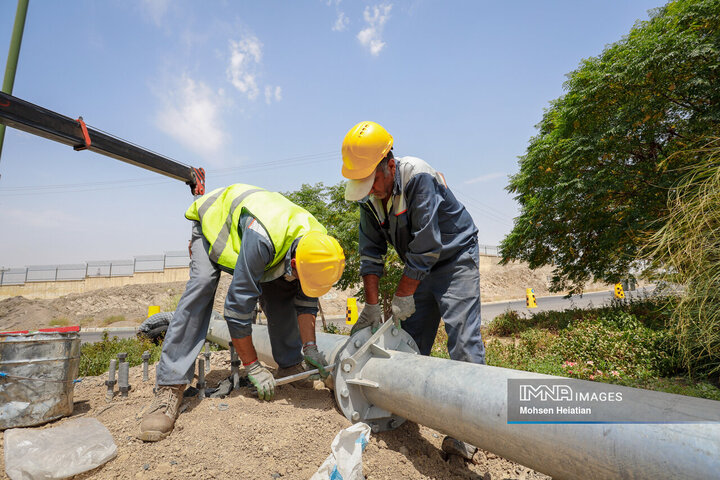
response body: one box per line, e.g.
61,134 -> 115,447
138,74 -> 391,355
0,352 -> 550,480
0,260 -> 577,479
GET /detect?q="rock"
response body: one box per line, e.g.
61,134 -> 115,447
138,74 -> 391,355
399,446 -> 409,456
143,464 -> 150,471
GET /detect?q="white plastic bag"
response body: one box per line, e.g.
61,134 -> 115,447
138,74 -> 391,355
311,422 -> 372,480
4,417 -> 117,480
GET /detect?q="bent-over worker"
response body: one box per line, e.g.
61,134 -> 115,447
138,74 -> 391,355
138,184 -> 345,442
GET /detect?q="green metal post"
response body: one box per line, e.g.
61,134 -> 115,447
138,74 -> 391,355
0,0 -> 30,163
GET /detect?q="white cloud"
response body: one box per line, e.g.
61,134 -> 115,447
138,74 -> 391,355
156,75 -> 226,156
139,0 -> 171,26
264,86 -> 282,104
357,4 -> 392,56
333,12 -> 349,32
464,172 -> 507,185
227,36 -> 263,100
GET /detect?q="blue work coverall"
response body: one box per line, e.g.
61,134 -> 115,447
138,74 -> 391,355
156,214 -> 317,385
358,156 -> 485,364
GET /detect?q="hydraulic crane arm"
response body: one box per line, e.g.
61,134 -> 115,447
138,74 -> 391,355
0,92 -> 205,195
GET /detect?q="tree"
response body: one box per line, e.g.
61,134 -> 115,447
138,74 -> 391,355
501,0 -> 720,292
284,182 -> 403,317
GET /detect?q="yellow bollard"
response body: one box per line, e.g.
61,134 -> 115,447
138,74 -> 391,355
614,283 -> 625,299
346,298 -> 359,325
147,305 -> 161,317
526,288 -> 538,308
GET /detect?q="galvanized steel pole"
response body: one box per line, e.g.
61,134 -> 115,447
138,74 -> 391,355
206,321 -> 720,479
0,0 -> 29,163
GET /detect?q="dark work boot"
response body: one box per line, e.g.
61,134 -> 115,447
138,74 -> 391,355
442,436 -> 478,461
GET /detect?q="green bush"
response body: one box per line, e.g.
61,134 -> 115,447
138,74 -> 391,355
486,299 -> 683,382
49,318 -> 70,327
102,315 -> 126,326
80,333 -> 162,377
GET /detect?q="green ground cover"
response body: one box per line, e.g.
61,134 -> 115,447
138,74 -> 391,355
430,297 -> 720,401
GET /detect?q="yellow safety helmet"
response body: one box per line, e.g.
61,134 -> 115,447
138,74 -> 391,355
296,231 -> 346,297
341,121 -> 394,180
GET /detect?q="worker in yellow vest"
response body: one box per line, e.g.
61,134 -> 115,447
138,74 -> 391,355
138,184 -> 345,442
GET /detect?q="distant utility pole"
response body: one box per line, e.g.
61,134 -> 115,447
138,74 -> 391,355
0,0 -> 30,167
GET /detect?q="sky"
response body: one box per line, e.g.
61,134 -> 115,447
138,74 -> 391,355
0,0 -> 666,268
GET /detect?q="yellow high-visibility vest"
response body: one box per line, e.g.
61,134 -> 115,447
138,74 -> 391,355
185,184 -> 326,270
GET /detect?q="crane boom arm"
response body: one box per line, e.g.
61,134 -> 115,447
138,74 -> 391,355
0,92 -> 205,195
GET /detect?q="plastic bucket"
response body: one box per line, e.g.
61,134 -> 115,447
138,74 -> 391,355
0,331 -> 81,429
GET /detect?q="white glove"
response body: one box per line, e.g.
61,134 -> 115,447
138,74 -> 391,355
246,361 -> 276,401
351,303 -> 382,335
391,294 -> 415,326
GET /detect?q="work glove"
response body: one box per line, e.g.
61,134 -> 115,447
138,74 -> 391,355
391,294 -> 415,327
350,303 -> 382,335
303,344 -> 329,379
246,361 -> 276,401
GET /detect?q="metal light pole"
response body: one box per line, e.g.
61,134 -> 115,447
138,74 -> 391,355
0,0 -> 30,164
206,320 -> 720,480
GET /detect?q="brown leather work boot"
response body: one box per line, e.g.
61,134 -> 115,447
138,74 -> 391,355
276,362 -> 315,389
138,384 -> 186,442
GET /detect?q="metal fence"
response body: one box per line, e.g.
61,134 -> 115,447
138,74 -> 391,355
0,251 -> 190,286
1,245 -> 500,286
478,244 -> 500,257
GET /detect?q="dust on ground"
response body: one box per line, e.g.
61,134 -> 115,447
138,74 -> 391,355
0,259 -> 613,332
0,261 -> 566,478
0,351 -> 550,480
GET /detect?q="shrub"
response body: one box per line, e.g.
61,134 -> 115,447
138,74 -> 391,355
102,315 -> 126,326
80,332 -> 162,377
49,318 -> 70,327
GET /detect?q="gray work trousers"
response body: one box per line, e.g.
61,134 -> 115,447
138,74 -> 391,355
156,222 -> 304,385
401,239 -> 486,364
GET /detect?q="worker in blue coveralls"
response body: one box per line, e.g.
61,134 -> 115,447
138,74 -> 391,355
340,121 -> 484,460
138,184 -> 345,442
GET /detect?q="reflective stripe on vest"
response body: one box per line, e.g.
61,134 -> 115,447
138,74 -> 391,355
208,188 -> 264,265
185,184 -> 326,270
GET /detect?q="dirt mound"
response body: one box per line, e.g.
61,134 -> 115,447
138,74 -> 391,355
0,351 -> 549,480
0,283 -> 186,332
0,260 -> 612,332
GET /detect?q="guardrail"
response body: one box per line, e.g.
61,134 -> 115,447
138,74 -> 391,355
0,251 -> 190,286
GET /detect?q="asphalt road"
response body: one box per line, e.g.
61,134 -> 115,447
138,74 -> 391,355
80,287 -> 654,344
480,286 -> 654,324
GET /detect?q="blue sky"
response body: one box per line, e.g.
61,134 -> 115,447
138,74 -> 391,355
0,0 -> 664,267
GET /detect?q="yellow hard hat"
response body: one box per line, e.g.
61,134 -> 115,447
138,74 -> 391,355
341,121 -> 393,180
296,231 -> 346,297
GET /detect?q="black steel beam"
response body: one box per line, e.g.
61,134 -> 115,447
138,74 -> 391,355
0,92 -> 202,191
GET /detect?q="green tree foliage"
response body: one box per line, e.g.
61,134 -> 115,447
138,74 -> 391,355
502,0 -> 720,292
647,140 -> 720,375
283,182 -> 360,290
284,182 -> 403,317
